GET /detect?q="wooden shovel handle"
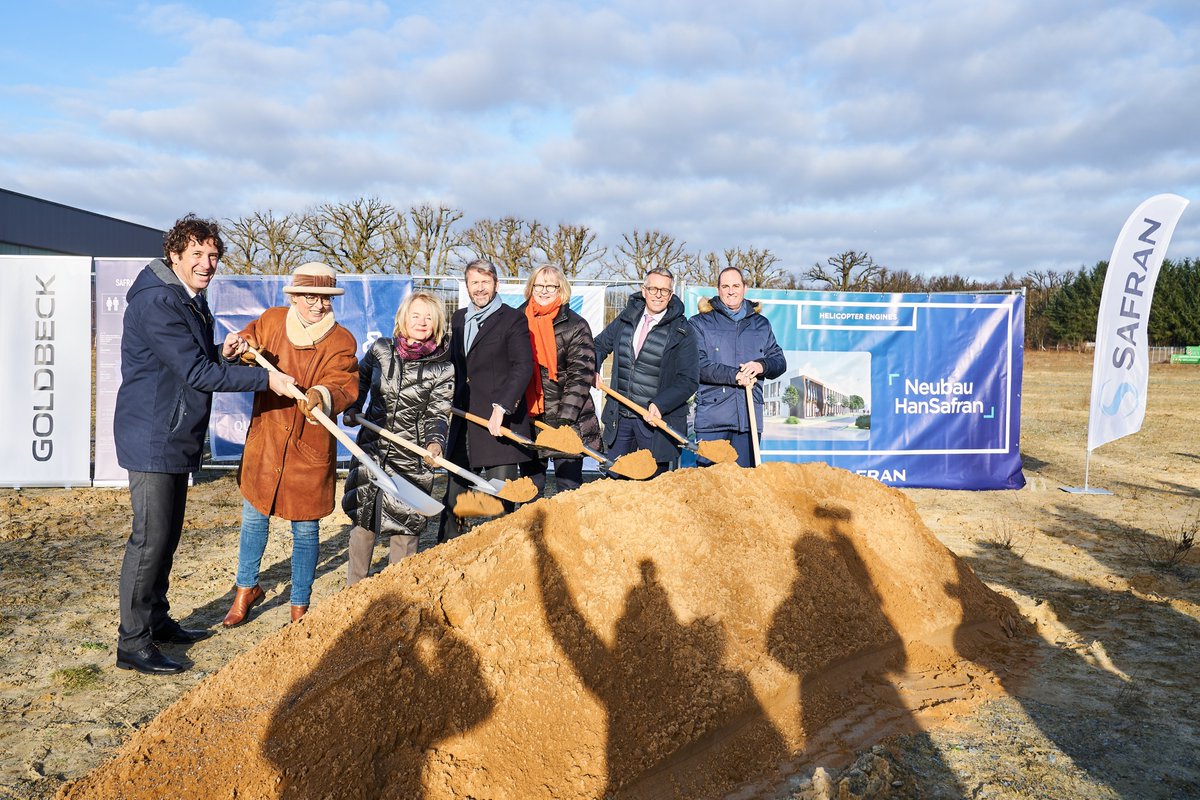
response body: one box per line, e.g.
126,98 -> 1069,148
595,382 -> 688,446
746,381 -> 761,467
451,408 -> 537,447
246,346 -> 373,465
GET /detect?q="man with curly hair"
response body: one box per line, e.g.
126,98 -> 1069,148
113,213 -> 295,675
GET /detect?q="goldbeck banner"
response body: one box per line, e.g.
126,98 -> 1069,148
1087,194 -> 1190,452
0,256 -> 93,487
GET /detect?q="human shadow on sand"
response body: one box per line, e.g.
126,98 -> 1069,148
528,509 -> 788,798
767,502 -> 968,798
261,589 -> 496,798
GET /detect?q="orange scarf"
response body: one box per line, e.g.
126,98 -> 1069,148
524,299 -> 561,416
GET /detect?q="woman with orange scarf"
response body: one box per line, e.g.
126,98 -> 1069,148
519,264 -> 602,496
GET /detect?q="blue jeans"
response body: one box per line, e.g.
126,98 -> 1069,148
235,500 -> 320,606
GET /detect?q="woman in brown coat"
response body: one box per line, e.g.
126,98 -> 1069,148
222,262 -> 358,626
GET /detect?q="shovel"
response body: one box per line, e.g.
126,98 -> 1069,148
746,379 -> 760,467
244,346 -> 443,516
594,381 -> 738,465
353,417 -> 537,503
451,408 -> 555,453
529,420 -> 656,481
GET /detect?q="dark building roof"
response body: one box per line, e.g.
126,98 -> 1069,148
0,188 -> 164,258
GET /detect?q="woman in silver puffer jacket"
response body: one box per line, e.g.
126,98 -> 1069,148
341,291 -> 454,585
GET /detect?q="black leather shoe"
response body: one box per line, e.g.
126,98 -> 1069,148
152,623 -> 213,644
116,644 -> 186,675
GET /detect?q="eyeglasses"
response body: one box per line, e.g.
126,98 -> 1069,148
298,294 -> 332,307
532,284 -> 560,294
643,286 -> 673,297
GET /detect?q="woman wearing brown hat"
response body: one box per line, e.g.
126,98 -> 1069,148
222,262 -> 359,626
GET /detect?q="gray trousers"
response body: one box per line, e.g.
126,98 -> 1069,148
118,471 -> 189,651
345,525 -> 418,586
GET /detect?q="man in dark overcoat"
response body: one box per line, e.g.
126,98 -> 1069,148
438,259 -> 534,541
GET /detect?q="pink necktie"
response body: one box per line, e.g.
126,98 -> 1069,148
634,313 -> 652,357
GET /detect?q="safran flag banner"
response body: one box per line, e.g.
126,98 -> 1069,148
1087,193 -> 1190,452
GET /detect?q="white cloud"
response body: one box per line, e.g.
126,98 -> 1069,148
1,0 -> 1198,277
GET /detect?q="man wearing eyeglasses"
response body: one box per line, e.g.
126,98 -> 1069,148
593,267 -> 698,477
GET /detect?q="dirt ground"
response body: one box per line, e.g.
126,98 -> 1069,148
2,351 -> 1199,799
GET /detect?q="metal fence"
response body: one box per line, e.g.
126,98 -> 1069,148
411,275 -> 641,326
1066,342 -> 1191,364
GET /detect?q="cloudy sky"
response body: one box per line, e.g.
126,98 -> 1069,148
3,0 -> 1199,280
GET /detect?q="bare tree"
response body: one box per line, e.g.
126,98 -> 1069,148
681,246 -> 787,288
384,203 -> 466,275
737,247 -> 786,288
1022,269 -> 1067,350
681,250 -> 729,286
534,223 -> 607,278
302,197 -> 396,274
410,203 -> 466,275
869,266 -> 926,293
221,215 -> 263,275
804,250 -> 882,291
601,228 -> 690,281
222,211 -> 310,275
463,216 -> 545,277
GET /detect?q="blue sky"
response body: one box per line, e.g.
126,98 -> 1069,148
3,0 -> 1199,280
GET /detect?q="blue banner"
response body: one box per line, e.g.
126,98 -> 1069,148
682,288 -> 1025,489
207,275 -> 414,461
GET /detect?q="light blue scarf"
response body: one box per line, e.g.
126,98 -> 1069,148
464,293 -> 502,352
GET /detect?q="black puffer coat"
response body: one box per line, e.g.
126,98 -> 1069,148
518,301 -> 602,453
593,293 -> 699,463
341,337 -> 454,537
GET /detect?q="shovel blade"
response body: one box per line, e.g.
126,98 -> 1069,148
367,469 -> 443,516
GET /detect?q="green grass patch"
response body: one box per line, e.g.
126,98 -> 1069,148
52,665 -> 103,692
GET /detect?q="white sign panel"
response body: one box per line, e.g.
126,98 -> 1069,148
0,256 -> 93,486
93,259 -> 149,486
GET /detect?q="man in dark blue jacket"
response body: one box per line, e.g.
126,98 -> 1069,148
689,267 -> 787,466
114,214 -> 295,675
594,267 -> 698,477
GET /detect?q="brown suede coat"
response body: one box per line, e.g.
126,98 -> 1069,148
238,306 -> 359,520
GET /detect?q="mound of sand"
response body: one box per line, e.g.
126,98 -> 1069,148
59,463 -> 1018,800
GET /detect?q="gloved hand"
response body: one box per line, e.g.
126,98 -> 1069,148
423,441 -> 443,469
240,336 -> 270,366
342,408 -> 360,427
297,386 -> 331,424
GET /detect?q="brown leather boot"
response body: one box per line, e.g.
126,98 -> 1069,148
290,605 -> 308,622
222,585 -> 264,627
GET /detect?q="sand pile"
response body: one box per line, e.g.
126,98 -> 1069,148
59,462 -> 1019,800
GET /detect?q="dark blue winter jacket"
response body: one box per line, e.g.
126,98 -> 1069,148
114,260 -> 268,473
689,296 -> 787,433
